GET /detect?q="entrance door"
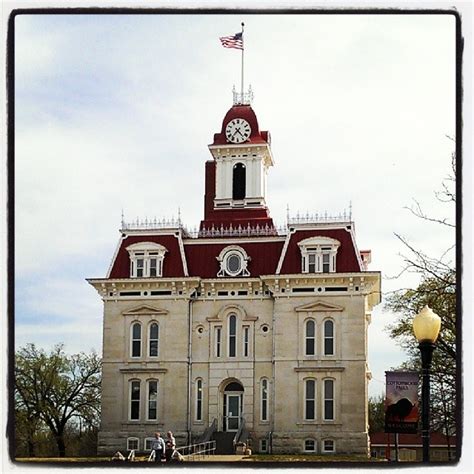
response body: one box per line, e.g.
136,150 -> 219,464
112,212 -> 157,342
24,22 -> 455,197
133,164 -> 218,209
225,394 -> 241,432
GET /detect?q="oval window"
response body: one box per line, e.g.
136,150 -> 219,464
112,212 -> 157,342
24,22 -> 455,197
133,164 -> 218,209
226,253 -> 242,274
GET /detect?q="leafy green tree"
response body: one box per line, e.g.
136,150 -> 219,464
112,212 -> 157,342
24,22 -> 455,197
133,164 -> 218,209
15,344 -> 101,457
368,394 -> 385,434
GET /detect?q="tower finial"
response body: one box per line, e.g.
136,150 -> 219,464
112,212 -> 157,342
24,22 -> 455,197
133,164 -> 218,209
121,208 -> 125,228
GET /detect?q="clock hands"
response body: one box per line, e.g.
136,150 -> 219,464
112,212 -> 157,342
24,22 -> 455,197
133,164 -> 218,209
225,118 -> 251,143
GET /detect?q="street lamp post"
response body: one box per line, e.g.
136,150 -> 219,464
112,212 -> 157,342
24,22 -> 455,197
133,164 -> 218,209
412,305 -> 441,463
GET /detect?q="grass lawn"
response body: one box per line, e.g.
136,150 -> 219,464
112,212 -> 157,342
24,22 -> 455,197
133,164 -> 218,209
16,457 -> 115,463
245,454 -> 385,462
17,454 -> 386,464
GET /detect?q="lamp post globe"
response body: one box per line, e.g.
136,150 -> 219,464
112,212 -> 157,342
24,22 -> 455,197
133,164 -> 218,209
413,305 -> 441,344
413,305 -> 441,463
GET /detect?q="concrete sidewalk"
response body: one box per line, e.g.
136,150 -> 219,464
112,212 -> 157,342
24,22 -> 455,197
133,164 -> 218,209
185,455 -> 248,462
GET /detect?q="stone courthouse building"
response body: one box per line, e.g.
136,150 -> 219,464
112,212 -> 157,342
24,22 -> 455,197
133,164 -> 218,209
88,87 -> 381,455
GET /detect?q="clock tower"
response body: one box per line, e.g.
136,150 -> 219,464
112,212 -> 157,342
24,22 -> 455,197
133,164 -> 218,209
201,87 -> 275,232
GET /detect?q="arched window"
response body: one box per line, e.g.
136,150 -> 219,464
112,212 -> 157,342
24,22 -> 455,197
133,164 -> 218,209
305,379 -> 316,420
324,320 -> 334,356
196,379 -> 203,421
261,378 -> 268,422
149,322 -> 159,357
147,380 -> 158,420
129,380 -> 141,420
323,379 -> 335,421
228,314 -> 237,357
232,163 -> 246,200
305,320 -> 315,356
131,322 -> 142,358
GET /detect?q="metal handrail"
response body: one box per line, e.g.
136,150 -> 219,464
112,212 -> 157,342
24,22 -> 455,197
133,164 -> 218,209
233,416 -> 246,448
175,440 -> 216,461
197,418 -> 217,444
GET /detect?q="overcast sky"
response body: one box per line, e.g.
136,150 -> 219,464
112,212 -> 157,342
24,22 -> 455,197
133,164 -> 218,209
13,12 -> 456,397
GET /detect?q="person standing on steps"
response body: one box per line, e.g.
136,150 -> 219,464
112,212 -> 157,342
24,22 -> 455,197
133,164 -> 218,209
165,431 -> 176,462
151,431 -> 166,464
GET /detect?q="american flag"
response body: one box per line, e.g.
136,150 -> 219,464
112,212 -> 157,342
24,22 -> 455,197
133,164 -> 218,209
219,32 -> 243,50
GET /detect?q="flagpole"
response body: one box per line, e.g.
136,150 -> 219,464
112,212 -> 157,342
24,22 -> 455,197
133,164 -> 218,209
241,22 -> 245,99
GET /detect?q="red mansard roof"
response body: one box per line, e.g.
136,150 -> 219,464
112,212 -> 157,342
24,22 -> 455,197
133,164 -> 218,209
279,228 -> 362,274
184,240 -> 285,278
109,234 -> 186,278
107,226 -> 363,279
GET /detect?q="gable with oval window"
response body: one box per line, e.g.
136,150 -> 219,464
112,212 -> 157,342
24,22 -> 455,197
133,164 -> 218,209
216,245 -> 251,277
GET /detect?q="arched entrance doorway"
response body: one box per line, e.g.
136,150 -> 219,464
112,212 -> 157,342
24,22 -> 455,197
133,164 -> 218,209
223,381 -> 244,432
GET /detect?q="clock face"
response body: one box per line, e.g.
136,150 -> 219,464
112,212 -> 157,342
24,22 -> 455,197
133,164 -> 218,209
225,118 -> 251,144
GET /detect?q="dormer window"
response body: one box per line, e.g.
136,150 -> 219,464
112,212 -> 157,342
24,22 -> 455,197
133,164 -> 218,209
217,246 -> 250,277
298,237 -> 340,274
126,242 -> 167,278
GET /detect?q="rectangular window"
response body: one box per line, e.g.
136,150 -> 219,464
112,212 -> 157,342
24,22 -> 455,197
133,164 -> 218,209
136,258 -> 144,277
145,438 -> 154,451
324,379 -> 334,420
308,254 -> 316,273
149,258 -> 157,277
243,326 -> 249,357
323,439 -> 335,453
229,316 -> 236,357
304,439 -> 316,452
260,439 -> 268,453
322,251 -> 331,272
261,379 -> 268,422
196,379 -> 203,421
215,327 -> 221,357
130,381 -> 140,420
127,437 -> 139,451
305,379 -> 316,420
147,380 -> 158,420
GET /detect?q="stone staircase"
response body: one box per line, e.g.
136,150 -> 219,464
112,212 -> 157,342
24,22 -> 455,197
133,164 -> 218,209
212,432 -> 235,454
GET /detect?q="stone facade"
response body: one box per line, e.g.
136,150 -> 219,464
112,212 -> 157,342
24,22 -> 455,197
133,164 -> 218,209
89,273 -> 380,455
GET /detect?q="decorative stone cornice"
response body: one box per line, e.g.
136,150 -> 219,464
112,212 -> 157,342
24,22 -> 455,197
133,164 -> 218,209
294,367 -> 345,372
294,300 -> 344,312
119,367 -> 168,373
122,305 -> 169,316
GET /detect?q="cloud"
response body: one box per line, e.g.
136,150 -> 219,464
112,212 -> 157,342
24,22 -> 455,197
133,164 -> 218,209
13,14 -> 456,379
15,274 -> 103,354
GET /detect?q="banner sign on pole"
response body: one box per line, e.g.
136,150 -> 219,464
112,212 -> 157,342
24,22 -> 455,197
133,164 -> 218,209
384,371 -> 419,434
